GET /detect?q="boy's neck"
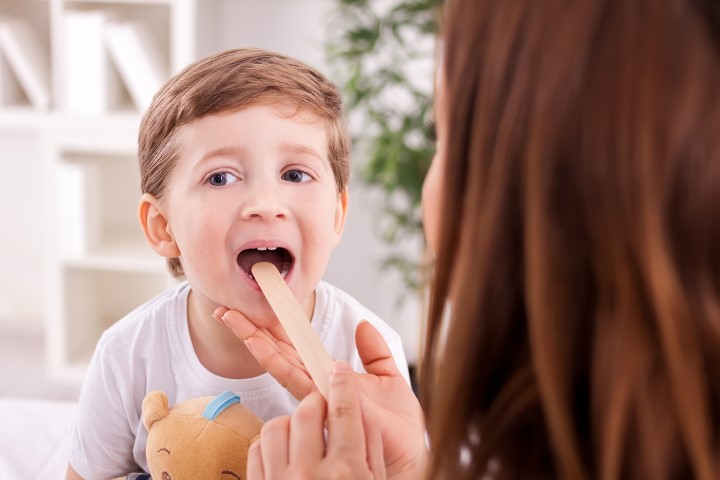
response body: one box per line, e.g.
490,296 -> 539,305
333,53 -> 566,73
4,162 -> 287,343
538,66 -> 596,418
186,289 -> 265,379
184,288 -> 317,379
303,288 -> 316,320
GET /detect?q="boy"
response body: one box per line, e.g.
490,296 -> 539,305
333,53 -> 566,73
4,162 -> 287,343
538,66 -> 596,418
66,48 -> 410,480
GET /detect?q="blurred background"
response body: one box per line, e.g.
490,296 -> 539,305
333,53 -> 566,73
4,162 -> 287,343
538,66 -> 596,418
0,0 -> 436,402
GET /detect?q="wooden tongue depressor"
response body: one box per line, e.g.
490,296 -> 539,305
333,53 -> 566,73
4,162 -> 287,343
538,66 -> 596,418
251,261 -> 335,399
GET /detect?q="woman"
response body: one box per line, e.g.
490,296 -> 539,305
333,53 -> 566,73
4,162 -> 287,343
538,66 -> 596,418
220,0 -> 720,477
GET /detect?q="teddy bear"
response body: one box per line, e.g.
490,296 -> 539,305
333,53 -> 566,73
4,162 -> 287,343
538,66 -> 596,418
136,390 -> 264,480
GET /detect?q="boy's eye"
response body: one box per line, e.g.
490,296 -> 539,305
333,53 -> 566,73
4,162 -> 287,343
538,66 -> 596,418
208,172 -> 238,186
281,169 -> 311,183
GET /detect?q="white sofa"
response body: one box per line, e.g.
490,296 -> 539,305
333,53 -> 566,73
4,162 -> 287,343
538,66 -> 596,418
0,398 -> 77,479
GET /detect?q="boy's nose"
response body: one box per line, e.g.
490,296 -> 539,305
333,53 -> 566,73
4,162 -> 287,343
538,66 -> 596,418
239,184 -> 289,220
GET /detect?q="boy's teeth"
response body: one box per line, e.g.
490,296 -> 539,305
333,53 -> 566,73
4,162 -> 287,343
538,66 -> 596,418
268,247 -> 277,251
257,247 -> 267,251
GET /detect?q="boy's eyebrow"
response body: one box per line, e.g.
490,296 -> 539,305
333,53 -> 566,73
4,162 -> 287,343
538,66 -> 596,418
199,146 -> 247,163
279,141 -> 328,168
198,143 -> 327,169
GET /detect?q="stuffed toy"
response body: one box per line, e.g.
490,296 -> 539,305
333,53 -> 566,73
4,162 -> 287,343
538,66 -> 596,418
114,390 -> 264,480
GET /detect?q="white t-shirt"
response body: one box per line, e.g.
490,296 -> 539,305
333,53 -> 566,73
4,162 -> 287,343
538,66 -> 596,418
69,280 -> 410,479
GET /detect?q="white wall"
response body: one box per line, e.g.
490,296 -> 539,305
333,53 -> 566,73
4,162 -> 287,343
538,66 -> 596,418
214,0 -> 329,68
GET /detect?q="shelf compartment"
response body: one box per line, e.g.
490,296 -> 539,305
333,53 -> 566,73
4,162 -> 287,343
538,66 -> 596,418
55,150 -> 149,260
0,0 -> 52,111
60,2 -> 170,114
56,266 -> 170,381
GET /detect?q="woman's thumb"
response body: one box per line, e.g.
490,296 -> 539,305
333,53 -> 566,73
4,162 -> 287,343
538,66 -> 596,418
355,320 -> 401,377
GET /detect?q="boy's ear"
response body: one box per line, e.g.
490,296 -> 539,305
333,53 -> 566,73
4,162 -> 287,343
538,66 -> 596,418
333,188 -> 349,245
138,193 -> 181,258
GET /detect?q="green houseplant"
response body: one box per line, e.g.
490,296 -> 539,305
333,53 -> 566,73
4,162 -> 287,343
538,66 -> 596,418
325,0 -> 440,298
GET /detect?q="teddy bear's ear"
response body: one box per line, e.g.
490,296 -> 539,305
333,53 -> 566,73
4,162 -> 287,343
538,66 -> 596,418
142,390 -> 169,431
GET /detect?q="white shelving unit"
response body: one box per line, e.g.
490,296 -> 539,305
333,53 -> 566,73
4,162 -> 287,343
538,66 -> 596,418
0,0 -> 226,384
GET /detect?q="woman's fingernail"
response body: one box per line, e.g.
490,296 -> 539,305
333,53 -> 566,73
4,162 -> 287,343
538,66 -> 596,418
244,338 -> 256,356
249,435 -> 261,450
332,361 -> 351,374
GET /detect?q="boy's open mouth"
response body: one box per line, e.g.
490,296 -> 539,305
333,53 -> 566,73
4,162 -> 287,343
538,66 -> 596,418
237,247 -> 293,279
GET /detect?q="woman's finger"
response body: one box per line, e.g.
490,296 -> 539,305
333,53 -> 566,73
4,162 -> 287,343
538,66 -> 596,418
289,392 -> 327,466
246,438 -> 265,480
363,411 -> 386,479
259,416 -> 290,478
219,308 -> 302,366
266,323 -> 294,346
326,362 -> 366,458
243,336 -> 299,374
219,308 -> 293,345
244,337 -> 315,399
272,337 -> 305,366
218,308 -> 261,340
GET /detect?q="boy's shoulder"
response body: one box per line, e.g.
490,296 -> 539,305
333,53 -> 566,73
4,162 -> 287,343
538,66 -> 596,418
316,280 -> 400,339
97,280 -> 190,348
318,280 -> 381,320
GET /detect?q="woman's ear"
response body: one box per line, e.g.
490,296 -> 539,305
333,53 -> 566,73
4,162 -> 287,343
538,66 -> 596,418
138,193 -> 181,258
332,187 -> 349,245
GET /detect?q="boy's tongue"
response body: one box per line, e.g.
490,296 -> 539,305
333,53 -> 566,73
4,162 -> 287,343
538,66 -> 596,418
237,249 -> 287,277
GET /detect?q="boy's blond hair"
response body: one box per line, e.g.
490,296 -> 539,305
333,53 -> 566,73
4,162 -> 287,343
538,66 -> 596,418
138,48 -> 351,278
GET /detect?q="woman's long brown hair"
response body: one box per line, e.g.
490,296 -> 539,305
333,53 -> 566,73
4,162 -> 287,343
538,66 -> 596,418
421,0 -> 720,478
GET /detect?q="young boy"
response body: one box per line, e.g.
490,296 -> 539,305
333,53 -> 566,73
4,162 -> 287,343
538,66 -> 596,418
66,48 -> 410,480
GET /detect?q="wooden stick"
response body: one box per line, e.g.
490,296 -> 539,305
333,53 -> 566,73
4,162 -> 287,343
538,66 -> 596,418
251,261 -> 335,399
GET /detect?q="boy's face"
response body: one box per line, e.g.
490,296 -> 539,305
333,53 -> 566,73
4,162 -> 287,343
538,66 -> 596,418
149,104 -> 347,326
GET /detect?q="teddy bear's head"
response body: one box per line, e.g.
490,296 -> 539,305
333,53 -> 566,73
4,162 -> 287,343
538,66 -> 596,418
143,390 -> 263,480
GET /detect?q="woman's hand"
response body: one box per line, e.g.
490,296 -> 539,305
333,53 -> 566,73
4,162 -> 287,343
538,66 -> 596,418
214,306 -> 315,399
215,308 -> 428,479
247,362 -> 386,479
